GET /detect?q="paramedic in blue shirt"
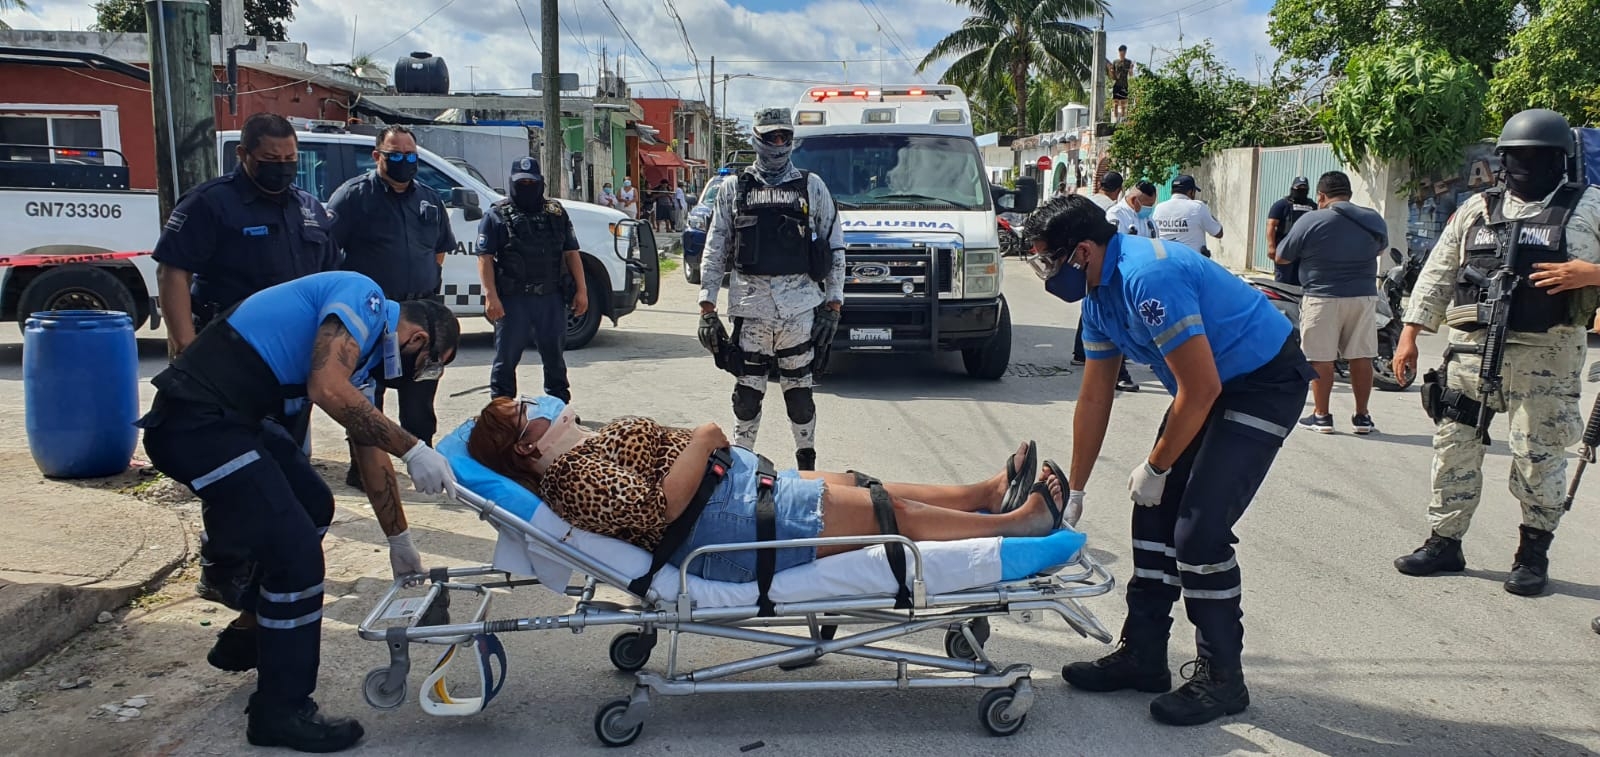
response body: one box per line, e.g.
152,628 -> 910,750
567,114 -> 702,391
136,272 -> 461,753
1026,195 -> 1313,727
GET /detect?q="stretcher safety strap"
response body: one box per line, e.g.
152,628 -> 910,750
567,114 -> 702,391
628,447 -> 734,598
192,450 -> 261,490
867,484 -> 913,610
754,456 -> 780,617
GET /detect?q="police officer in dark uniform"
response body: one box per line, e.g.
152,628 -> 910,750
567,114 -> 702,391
1026,195 -> 1314,726
475,157 -> 588,401
137,272 -> 460,753
328,125 -> 458,489
1266,176 -> 1316,285
154,112 -> 340,360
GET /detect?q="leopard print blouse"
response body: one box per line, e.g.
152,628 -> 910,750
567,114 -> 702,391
537,416 -> 694,550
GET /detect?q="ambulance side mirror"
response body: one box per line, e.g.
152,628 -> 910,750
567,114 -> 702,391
452,188 -> 484,222
1001,177 -> 1039,214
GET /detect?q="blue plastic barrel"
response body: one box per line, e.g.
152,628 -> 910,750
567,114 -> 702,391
24,310 -> 139,478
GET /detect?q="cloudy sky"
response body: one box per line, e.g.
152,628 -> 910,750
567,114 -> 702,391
8,0 -> 1280,129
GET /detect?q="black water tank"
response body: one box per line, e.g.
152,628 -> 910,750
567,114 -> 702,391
394,52 -> 450,95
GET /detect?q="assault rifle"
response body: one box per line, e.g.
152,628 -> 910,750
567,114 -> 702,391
1561,391 -> 1600,512
1460,220 -> 1525,442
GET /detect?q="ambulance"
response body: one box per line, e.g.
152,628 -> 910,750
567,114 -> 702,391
791,85 -> 1036,379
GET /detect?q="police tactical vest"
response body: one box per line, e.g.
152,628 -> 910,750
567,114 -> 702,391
1282,198 -> 1316,238
732,171 -> 824,280
1452,183 -> 1583,333
494,201 -> 567,294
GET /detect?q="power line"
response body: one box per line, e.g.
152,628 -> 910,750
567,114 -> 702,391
857,0 -> 923,81
1108,0 -> 1241,32
659,0 -> 707,103
368,0 -> 461,57
510,0 -> 542,56
596,0 -> 678,98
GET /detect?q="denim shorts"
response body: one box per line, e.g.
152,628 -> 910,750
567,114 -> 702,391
667,447 -> 825,583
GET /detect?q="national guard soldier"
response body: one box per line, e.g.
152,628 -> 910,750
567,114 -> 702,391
154,113 -> 340,360
475,157 -> 589,402
1393,108 -> 1600,596
697,107 -> 846,471
137,271 -> 461,752
328,125 -> 459,490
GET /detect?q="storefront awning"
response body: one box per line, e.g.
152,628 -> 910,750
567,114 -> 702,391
641,151 -> 686,168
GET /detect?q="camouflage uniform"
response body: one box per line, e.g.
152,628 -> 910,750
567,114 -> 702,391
1404,185 -> 1600,537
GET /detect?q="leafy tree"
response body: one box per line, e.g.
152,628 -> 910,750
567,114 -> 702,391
1488,0 -> 1600,126
916,0 -> 1108,143
1320,41 -> 1488,188
712,116 -> 752,162
1267,0 -> 1521,77
91,0 -> 297,40
968,74 -> 1088,135
0,0 -> 29,31
1108,42 -> 1323,184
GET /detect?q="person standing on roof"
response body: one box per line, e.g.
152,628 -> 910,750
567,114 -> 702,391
1152,175 -> 1224,257
698,107 -> 846,471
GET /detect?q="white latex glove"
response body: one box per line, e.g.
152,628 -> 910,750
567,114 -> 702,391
1066,490 -> 1086,527
1129,461 -> 1169,507
402,441 -> 457,496
387,529 -> 425,585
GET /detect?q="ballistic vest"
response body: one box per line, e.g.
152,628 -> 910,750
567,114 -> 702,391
732,171 -> 814,278
1281,197 -> 1316,238
1452,183 -> 1583,333
494,201 -> 567,295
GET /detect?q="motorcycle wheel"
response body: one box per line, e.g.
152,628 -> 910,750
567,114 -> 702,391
1373,350 -> 1415,391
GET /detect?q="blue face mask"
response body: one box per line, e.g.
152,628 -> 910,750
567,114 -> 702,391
1045,264 -> 1089,303
1138,206 -> 1154,220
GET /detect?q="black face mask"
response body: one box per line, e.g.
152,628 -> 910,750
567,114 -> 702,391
1291,189 -> 1310,203
248,159 -> 298,194
1500,148 -> 1566,201
511,180 -> 546,212
385,159 -> 419,185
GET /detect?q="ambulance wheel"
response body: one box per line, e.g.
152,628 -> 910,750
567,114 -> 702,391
963,298 -> 1012,380
17,265 -> 137,328
979,687 -> 1027,737
608,631 -> 652,672
362,667 -> 406,710
944,618 -> 991,661
594,699 -> 644,747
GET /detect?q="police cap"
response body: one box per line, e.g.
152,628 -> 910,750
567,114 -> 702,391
753,108 -> 793,135
510,156 -> 542,182
1496,109 -> 1575,156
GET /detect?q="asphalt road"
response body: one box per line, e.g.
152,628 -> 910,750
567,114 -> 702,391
3,258 -> 1598,756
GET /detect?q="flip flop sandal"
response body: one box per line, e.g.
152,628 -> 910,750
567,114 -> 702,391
999,440 -> 1038,514
1028,479 -> 1065,531
1041,459 -> 1070,528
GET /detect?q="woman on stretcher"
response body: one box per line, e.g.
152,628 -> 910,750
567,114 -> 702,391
467,396 -> 1078,584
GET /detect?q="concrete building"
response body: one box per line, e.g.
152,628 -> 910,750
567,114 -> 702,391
633,97 -> 713,192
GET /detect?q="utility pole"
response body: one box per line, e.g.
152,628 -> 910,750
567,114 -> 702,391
1089,11 -> 1107,129
145,0 -> 216,223
708,56 -> 715,168
540,0 -> 563,198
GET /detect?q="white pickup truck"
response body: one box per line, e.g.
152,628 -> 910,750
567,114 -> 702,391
0,129 -> 658,348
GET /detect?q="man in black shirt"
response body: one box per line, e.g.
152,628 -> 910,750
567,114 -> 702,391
1266,176 -> 1316,285
328,125 -> 458,489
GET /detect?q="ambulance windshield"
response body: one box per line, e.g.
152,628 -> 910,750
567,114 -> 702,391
791,134 -> 990,211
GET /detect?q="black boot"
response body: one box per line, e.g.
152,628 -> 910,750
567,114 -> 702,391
246,695 -> 365,753
1504,525 -> 1553,596
344,441 -> 365,492
206,624 -> 257,672
1150,658 -> 1250,726
1393,532 -> 1466,576
1061,639 -> 1172,693
796,448 -> 817,472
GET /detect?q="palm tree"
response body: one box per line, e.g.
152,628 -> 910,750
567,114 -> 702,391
916,0 -> 1106,141
0,0 -> 30,30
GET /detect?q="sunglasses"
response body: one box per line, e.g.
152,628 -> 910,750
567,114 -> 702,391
758,131 -> 793,146
381,151 -> 420,164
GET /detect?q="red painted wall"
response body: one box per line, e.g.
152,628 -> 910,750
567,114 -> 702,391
1,64 -> 357,190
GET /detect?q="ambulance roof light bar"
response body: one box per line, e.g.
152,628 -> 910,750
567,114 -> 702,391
807,86 -> 954,102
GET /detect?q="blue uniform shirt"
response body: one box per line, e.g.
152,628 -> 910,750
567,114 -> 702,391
1081,235 -> 1290,394
328,170 -> 457,299
152,165 -> 341,320
227,271 -> 397,393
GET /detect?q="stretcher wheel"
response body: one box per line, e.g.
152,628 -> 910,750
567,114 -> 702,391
594,699 -> 644,747
978,687 -> 1027,737
944,618 -> 991,661
362,667 -> 406,710
608,632 -> 653,673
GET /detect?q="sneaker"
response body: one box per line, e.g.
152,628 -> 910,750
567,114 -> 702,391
1116,377 -> 1141,393
1149,658 -> 1249,726
1071,356 -> 1086,366
1351,414 -> 1377,435
246,696 -> 365,753
1298,413 -> 1333,433
1061,641 -> 1172,693
206,625 -> 258,672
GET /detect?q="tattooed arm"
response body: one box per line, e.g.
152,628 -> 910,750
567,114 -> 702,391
354,444 -> 409,537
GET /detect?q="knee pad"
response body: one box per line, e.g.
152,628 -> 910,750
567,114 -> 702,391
783,387 -> 815,424
733,385 -> 764,421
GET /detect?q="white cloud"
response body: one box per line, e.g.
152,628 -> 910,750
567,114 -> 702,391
8,0 -> 1280,127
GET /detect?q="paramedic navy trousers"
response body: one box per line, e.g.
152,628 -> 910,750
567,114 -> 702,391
1124,336 -> 1311,670
491,292 -> 569,401
140,397 -> 334,707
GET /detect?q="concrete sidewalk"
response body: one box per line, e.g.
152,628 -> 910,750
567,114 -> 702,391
0,452 -> 191,679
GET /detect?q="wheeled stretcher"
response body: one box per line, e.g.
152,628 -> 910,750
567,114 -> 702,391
355,422 -> 1117,746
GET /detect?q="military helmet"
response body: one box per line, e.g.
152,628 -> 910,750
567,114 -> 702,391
1496,109 -> 1575,156
753,107 -> 793,135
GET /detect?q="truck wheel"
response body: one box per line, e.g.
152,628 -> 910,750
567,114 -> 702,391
564,274 -> 605,350
962,298 -> 1012,380
683,255 -> 701,285
17,265 -> 138,327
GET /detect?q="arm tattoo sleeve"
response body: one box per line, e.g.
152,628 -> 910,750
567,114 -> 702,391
310,318 -> 418,455
368,463 -> 410,536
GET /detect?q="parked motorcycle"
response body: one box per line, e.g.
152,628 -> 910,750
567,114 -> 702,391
998,212 -> 1027,257
1246,246 -> 1422,392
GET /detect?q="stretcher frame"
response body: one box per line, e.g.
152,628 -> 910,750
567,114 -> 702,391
355,483 -> 1117,746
